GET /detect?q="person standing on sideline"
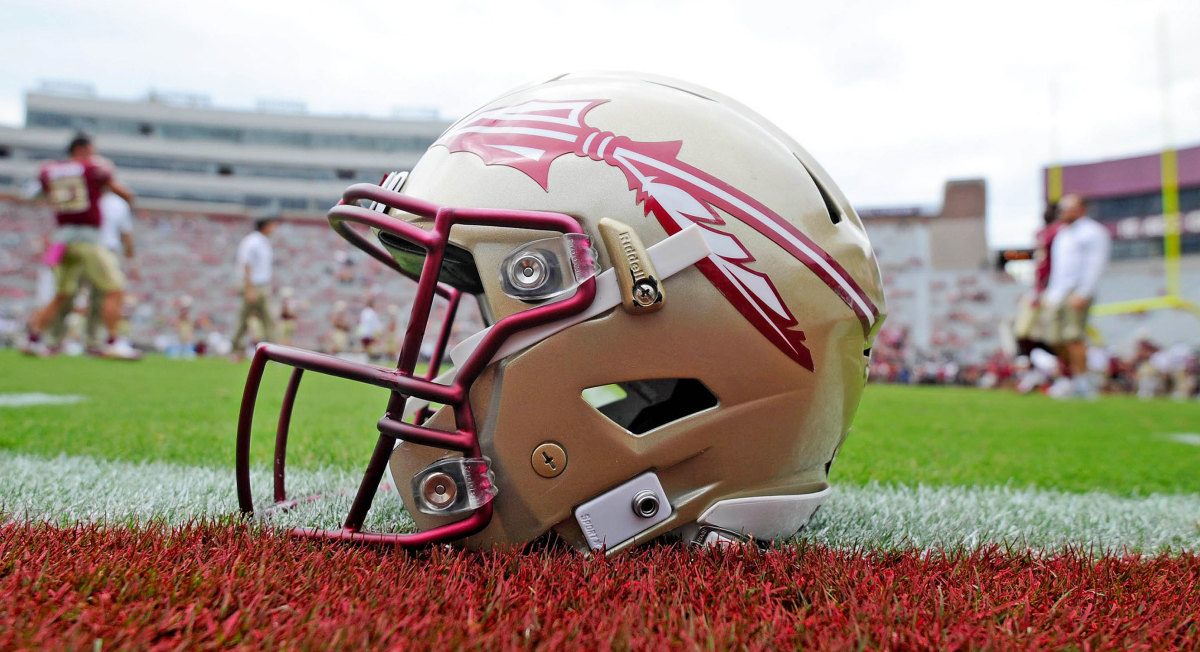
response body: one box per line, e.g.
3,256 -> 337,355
278,286 -> 299,346
328,301 -> 350,354
1043,194 -> 1111,398
1013,200 -> 1061,358
357,295 -> 382,359
231,215 -> 277,355
25,134 -> 139,359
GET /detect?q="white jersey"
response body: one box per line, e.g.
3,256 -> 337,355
98,194 -> 133,253
1044,216 -> 1111,304
235,231 -> 273,286
358,307 -> 383,338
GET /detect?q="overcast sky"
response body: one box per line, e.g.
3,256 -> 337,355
2,0 -> 1197,247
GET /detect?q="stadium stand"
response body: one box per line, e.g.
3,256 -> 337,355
0,196 -> 482,354
3,187 -> 1196,371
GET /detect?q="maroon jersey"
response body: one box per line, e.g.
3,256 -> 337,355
1032,221 -> 1062,294
39,158 -> 112,228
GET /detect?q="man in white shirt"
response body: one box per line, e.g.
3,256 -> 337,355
90,193 -> 137,345
231,217 -> 277,353
1042,194 -> 1111,397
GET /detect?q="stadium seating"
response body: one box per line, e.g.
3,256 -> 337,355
0,197 -> 483,353
2,196 -> 1196,373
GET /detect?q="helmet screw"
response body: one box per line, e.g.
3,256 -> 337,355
531,442 -> 567,478
421,472 -> 458,510
631,490 -> 660,518
632,281 -> 658,307
509,252 -> 548,290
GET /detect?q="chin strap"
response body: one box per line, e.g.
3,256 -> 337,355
691,525 -> 751,549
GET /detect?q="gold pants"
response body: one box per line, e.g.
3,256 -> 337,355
54,242 -> 124,294
232,286 -> 274,348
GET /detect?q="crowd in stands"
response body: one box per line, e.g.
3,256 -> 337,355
3,194 -> 1197,399
869,323 -> 1200,400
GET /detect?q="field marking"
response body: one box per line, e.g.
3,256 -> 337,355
0,452 -> 413,534
1165,433 -> 1200,446
806,483 -> 1199,553
0,452 -> 1196,553
0,393 -> 87,408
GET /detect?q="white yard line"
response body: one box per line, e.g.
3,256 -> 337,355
0,452 -> 412,534
1165,433 -> 1200,446
0,393 -> 87,408
0,452 -> 1196,553
804,483 -> 1199,553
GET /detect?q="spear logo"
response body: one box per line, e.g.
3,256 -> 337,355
437,99 -> 879,371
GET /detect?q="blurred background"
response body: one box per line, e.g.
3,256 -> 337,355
1,0 -> 1198,395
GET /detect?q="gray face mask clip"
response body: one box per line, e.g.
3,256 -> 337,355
412,457 -> 498,516
499,233 -> 597,302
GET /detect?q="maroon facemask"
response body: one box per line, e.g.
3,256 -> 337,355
236,176 -> 597,546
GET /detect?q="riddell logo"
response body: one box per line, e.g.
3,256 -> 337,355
579,512 -> 602,547
617,232 -> 646,282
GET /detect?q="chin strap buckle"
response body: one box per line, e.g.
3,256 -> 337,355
691,525 -> 751,549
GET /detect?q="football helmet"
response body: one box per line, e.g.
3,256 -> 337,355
236,72 -> 885,553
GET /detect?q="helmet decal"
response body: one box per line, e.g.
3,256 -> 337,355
438,99 -> 879,370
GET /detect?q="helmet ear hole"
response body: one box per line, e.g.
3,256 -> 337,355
583,378 -> 718,436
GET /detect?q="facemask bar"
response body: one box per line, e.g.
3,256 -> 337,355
236,181 -> 597,547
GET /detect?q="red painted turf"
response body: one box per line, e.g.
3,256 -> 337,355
0,522 -> 1197,650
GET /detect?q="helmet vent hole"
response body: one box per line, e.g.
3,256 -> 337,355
582,378 -> 718,436
795,154 -> 842,225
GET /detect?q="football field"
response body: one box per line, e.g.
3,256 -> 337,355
1,351 -> 1197,648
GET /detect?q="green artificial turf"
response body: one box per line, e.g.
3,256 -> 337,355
838,384 -> 1200,496
0,351 -> 392,472
1,351 -> 1198,496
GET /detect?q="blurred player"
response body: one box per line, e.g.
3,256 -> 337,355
1137,342 -> 1197,400
49,190 -> 137,353
328,300 -> 351,354
357,296 -> 382,359
384,304 -> 402,361
1043,194 -> 1110,399
175,295 -> 195,356
25,134 -> 140,359
91,192 -> 138,342
1013,200 -> 1061,358
279,286 -> 298,345
231,215 -> 277,356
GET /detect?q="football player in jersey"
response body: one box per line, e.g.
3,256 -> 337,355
47,190 -> 138,354
25,134 -> 140,359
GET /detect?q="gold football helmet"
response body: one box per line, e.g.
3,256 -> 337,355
237,72 -> 885,553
